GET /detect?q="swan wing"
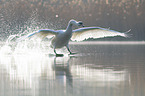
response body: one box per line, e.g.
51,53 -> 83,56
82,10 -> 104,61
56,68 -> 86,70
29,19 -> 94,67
17,29 -> 58,42
71,27 -> 130,41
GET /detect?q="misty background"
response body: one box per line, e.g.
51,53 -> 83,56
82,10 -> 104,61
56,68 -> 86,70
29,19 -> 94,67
0,0 -> 145,41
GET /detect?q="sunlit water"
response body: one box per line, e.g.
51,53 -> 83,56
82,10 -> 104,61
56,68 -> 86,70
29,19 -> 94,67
0,40 -> 145,96
0,0 -> 145,96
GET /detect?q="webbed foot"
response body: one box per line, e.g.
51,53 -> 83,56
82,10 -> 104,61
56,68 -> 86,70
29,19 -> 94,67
56,54 -> 64,57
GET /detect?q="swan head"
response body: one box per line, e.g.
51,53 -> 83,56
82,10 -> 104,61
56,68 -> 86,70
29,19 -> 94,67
69,19 -> 84,27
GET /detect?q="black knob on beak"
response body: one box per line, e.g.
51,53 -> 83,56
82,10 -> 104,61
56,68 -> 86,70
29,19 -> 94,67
79,22 -> 83,25
78,22 -> 85,27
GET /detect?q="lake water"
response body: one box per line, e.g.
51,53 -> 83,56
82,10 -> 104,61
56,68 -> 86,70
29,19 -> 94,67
0,42 -> 145,96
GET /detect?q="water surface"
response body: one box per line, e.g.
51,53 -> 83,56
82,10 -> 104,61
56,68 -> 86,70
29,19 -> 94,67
0,42 -> 145,96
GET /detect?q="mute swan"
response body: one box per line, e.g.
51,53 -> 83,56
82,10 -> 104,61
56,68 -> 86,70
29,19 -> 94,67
18,19 -> 130,56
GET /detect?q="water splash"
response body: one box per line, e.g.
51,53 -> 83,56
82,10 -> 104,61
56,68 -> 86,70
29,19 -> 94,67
0,10 -> 58,56
0,33 -> 52,56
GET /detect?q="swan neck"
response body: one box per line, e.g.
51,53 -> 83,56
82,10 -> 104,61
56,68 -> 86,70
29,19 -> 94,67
66,23 -> 72,33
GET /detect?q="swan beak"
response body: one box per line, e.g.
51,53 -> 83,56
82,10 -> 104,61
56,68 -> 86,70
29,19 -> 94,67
78,22 -> 84,27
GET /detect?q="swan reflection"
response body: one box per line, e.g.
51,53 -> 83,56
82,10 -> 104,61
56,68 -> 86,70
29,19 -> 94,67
0,53 -> 129,96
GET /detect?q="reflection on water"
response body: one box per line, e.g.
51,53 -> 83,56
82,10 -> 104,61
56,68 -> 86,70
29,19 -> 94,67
0,43 -> 145,96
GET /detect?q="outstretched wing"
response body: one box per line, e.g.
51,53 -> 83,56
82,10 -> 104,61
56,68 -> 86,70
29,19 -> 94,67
71,27 -> 130,41
17,29 -> 58,42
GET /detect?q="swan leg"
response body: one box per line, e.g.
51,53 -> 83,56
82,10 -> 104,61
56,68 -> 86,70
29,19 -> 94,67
66,45 -> 76,55
54,48 -> 64,57
66,45 -> 72,54
54,48 -> 57,54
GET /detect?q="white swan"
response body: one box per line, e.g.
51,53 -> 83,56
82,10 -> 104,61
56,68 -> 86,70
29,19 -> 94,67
18,19 -> 130,56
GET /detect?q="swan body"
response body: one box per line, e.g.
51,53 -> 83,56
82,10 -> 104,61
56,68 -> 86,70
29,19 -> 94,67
18,19 -> 130,56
